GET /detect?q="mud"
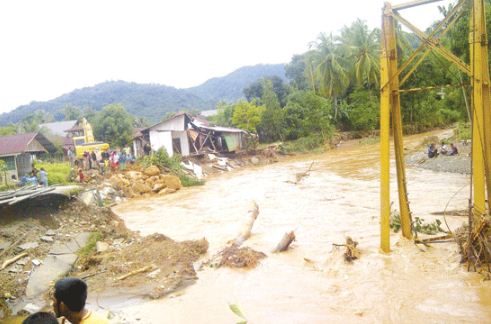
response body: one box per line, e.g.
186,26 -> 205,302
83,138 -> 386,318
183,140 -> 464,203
108,129 -> 491,323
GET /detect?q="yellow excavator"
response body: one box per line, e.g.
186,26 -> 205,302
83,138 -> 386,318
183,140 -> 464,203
72,118 -> 109,158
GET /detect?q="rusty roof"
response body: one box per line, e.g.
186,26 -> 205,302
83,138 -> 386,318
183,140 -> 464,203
0,133 -> 56,156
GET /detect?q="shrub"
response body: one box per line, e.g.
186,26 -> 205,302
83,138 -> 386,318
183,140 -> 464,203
279,136 -> 325,153
35,162 -> 72,185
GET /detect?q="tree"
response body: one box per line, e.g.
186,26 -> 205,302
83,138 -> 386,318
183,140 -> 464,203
257,80 -> 286,142
213,101 -> 235,127
310,33 -> 350,119
284,90 -> 333,140
231,100 -> 265,133
285,54 -> 309,90
20,110 -> 54,132
0,125 -> 17,136
244,76 -> 289,107
93,104 -> 134,147
338,19 -> 380,87
62,105 -> 83,121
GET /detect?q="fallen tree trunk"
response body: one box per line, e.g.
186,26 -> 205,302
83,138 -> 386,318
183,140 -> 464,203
234,201 -> 259,246
1,252 -> 28,270
273,231 -> 295,253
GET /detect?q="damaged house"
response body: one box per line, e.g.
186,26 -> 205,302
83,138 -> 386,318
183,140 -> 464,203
133,113 -> 249,158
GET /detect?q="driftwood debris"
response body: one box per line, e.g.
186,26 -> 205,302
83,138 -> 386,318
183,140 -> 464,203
116,265 -> 153,281
273,231 -> 296,253
287,161 -> 315,185
1,252 -> 28,270
333,237 -> 360,262
233,201 -> 259,246
216,245 -> 266,269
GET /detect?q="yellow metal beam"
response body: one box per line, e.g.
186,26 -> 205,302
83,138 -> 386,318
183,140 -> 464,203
382,0 -> 467,90
392,11 -> 472,76
393,0 -> 444,11
470,0 -> 491,215
380,4 -> 392,253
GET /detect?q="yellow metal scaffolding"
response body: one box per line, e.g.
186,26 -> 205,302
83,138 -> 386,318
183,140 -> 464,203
380,0 -> 491,252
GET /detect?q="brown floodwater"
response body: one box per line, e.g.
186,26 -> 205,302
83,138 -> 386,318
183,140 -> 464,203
107,130 -> 490,323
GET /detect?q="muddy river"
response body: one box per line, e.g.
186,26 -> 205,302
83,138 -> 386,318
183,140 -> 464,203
109,131 -> 491,323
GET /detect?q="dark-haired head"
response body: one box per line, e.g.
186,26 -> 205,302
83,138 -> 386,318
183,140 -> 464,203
22,312 -> 58,324
54,277 -> 87,313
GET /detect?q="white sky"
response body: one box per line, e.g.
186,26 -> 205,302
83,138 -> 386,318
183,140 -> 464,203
0,0 -> 451,114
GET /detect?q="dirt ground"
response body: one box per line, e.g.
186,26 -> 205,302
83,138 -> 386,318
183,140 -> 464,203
75,234 -> 208,299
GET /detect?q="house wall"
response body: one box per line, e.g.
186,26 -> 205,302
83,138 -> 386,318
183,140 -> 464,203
150,114 -> 186,132
26,138 -> 47,153
16,153 -> 33,177
149,130 -> 173,156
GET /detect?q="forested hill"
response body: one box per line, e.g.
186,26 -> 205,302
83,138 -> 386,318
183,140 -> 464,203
0,63 -> 286,125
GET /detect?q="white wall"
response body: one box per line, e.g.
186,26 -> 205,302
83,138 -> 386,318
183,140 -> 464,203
150,114 -> 185,132
149,130 -> 173,156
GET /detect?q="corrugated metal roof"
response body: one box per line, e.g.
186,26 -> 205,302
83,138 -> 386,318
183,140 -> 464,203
39,120 -> 77,137
0,133 -> 38,156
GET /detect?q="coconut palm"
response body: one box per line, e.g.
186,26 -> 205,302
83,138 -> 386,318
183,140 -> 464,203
338,19 -> 380,88
310,33 -> 350,119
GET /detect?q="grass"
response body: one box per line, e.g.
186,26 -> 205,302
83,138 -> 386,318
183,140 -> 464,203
455,122 -> 471,141
78,232 -> 103,257
35,161 -> 73,185
179,174 -> 205,187
278,136 -> 326,154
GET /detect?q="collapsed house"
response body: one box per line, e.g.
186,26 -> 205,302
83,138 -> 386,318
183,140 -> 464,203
0,132 -> 57,184
133,113 -> 250,158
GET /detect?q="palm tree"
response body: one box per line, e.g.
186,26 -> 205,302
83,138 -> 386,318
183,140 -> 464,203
310,33 -> 350,120
338,19 -> 380,88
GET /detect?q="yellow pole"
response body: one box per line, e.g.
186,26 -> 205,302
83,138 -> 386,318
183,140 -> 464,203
470,0 -> 487,216
380,4 -> 392,253
472,0 -> 491,213
387,9 -> 413,239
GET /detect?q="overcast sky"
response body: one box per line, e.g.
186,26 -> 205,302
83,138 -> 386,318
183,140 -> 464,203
0,0 -> 451,114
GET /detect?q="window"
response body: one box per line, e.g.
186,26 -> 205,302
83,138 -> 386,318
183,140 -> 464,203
0,156 -> 16,170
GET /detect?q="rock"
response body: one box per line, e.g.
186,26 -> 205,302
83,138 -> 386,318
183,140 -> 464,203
96,241 -> 110,253
208,153 -> 217,161
32,259 -> 42,266
45,229 -> 56,236
40,236 -> 54,243
23,303 -> 41,314
125,171 -> 143,180
131,182 -> 152,195
160,175 -> 182,190
144,166 -> 160,177
250,156 -> 260,165
147,268 -> 161,279
79,190 -> 96,206
152,183 -> 166,192
18,242 -> 39,251
110,175 -> 130,190
158,188 -> 176,195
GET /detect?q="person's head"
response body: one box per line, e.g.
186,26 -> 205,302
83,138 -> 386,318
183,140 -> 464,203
53,278 -> 88,317
40,168 -> 45,171
450,143 -> 455,147
22,311 -> 58,324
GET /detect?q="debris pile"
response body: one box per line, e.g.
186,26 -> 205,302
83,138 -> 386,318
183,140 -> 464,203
213,246 -> 266,269
76,233 -> 209,299
456,216 -> 491,272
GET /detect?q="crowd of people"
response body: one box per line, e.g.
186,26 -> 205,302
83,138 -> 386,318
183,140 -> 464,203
69,146 -> 136,183
21,277 -> 108,324
427,142 -> 459,159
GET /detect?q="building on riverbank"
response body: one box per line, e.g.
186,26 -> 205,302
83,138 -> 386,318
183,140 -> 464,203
0,132 -> 57,183
134,112 -> 249,158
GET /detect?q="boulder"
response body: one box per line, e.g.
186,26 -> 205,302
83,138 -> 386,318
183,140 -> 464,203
132,182 -> 152,195
110,175 -> 130,190
158,188 -> 176,195
160,175 -> 182,190
152,183 -> 166,192
250,156 -> 260,165
125,171 -> 143,180
144,166 -> 160,177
